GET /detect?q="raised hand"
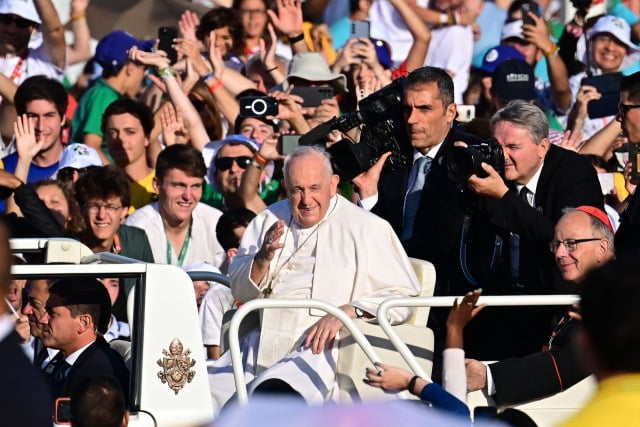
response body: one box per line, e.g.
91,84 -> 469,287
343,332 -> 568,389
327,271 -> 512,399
14,114 -> 43,161
178,10 -> 200,41
267,0 -> 304,38
160,103 -> 188,146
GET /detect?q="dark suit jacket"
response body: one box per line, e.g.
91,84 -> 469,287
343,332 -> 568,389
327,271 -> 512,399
463,145 -> 603,359
489,318 -> 589,406
0,330 -> 52,427
615,188 -> 640,256
478,144 -> 604,294
56,337 -> 129,400
372,127 -> 473,296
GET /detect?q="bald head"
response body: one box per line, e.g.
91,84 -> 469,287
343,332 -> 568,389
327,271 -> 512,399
552,210 -> 614,284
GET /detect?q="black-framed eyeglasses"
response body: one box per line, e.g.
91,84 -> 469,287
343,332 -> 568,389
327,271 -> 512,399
618,103 -> 640,117
85,203 -> 124,215
0,14 -> 36,29
214,156 -> 252,171
549,238 -> 601,253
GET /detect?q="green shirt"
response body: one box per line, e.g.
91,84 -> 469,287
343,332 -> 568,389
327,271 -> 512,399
70,78 -> 121,161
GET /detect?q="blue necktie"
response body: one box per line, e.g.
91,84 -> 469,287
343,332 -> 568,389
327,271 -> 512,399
401,156 -> 432,241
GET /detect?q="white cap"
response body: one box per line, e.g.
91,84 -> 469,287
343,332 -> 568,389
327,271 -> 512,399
501,20 -> 524,41
55,143 -> 103,175
577,15 -> 640,71
0,0 -> 41,24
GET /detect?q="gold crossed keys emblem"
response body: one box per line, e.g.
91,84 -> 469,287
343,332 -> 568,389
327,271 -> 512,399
157,338 -> 196,395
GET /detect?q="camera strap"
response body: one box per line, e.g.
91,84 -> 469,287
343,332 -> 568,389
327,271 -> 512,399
459,214 -> 503,286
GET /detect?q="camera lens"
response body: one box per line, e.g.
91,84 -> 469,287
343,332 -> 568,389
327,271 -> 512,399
251,99 -> 268,116
448,146 -> 476,183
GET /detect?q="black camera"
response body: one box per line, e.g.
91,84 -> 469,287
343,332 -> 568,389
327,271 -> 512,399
448,139 -> 505,183
299,78 -> 412,181
239,96 -> 279,117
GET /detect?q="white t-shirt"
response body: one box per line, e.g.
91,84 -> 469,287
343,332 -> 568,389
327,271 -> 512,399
0,43 -> 63,86
199,283 -> 235,347
125,202 -> 225,269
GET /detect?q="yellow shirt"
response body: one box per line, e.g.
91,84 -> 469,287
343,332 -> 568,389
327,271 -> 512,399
129,170 -> 156,215
560,374 -> 640,427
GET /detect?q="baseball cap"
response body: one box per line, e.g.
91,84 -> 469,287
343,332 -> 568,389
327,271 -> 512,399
95,31 -> 154,73
492,59 -> 536,101
0,0 -> 41,24
47,278 -> 112,334
285,53 -> 348,93
480,45 -> 525,74
56,143 -> 103,171
371,38 -> 393,69
501,20 -> 525,42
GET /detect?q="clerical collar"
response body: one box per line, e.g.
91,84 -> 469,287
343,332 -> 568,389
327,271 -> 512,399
516,161 -> 544,200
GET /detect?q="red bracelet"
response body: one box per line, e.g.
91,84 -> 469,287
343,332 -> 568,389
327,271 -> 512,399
254,152 -> 268,166
206,77 -> 223,93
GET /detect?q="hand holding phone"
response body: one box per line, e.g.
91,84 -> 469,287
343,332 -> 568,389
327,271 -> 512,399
158,27 -> 178,64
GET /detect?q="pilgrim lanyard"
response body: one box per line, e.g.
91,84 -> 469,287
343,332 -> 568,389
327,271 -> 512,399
166,220 -> 192,266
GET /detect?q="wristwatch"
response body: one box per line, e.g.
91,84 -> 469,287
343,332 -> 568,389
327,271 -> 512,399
354,306 -> 365,319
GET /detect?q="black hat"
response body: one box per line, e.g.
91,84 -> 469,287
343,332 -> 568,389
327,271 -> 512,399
48,278 -> 112,334
492,59 -> 537,102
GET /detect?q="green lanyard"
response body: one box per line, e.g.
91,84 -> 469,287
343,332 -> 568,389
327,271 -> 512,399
166,220 -> 192,266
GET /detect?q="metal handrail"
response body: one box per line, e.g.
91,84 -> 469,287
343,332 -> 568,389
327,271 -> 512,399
228,298 -> 383,404
186,271 -> 230,287
377,295 -> 580,380
82,252 -> 145,264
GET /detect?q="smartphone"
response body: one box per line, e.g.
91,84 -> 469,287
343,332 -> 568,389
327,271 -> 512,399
351,20 -> 370,39
55,397 -> 72,425
239,96 -> 279,117
158,26 -> 178,64
520,3 -> 538,25
290,86 -> 334,107
581,73 -> 622,119
282,134 -> 301,155
457,105 -> 476,123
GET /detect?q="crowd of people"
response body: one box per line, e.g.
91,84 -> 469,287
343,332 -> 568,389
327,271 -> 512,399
2,0 -> 640,425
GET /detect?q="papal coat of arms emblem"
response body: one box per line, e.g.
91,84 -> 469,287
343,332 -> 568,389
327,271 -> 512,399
157,338 -> 196,394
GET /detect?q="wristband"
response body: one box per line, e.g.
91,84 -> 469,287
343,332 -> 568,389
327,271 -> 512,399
70,12 -> 86,21
289,33 -> 305,44
407,375 -> 420,394
254,152 -> 268,166
206,77 -> 223,93
439,13 -> 448,24
265,65 -> 278,72
158,67 -> 176,80
544,42 -> 559,58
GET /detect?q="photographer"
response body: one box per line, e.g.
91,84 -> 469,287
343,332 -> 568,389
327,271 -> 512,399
566,16 -> 640,140
458,100 -> 603,358
354,66 -> 472,301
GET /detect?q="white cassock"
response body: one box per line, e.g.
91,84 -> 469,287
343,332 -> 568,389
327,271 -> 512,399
208,195 -> 420,411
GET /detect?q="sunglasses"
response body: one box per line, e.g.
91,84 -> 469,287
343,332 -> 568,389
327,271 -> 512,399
0,14 -> 35,29
619,103 -> 640,117
214,156 -> 252,171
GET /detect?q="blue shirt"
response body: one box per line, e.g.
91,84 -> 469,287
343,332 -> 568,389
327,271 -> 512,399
0,152 -> 59,212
